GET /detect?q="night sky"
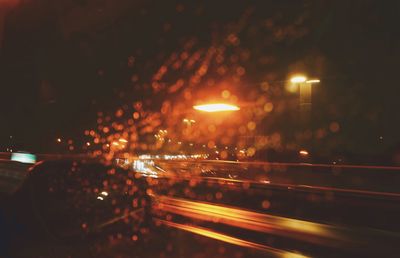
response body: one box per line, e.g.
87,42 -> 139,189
0,0 -> 399,161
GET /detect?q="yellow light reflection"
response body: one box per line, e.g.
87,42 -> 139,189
158,219 -> 309,258
154,195 -> 342,246
193,103 -> 240,112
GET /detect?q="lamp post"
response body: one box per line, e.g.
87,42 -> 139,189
290,75 -> 320,156
290,76 -> 320,121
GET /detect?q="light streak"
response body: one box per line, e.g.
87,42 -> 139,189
157,219 -> 309,258
153,195 -> 357,247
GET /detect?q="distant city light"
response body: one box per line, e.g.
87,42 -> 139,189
57,138 -> 61,143
183,118 -> 196,124
100,191 -> 109,196
119,138 -> 128,143
299,150 -> 309,156
193,103 -> 240,112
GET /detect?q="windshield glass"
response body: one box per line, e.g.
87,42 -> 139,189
1,1 -> 399,258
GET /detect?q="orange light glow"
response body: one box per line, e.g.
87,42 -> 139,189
119,138 -> 128,143
56,138 -> 61,143
193,103 -> 240,112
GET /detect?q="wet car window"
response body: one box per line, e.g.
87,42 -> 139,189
1,1 -> 400,257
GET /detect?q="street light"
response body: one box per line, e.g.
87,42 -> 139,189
290,75 -> 307,83
290,75 -> 320,85
193,103 -> 240,112
290,75 -> 320,158
289,75 -> 320,112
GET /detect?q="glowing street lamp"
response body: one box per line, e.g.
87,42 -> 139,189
193,103 -> 240,112
290,75 -> 320,85
290,75 -> 320,157
290,75 -> 307,83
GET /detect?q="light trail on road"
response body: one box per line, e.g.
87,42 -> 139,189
153,195 -> 377,247
156,219 -> 310,258
152,194 -> 400,256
